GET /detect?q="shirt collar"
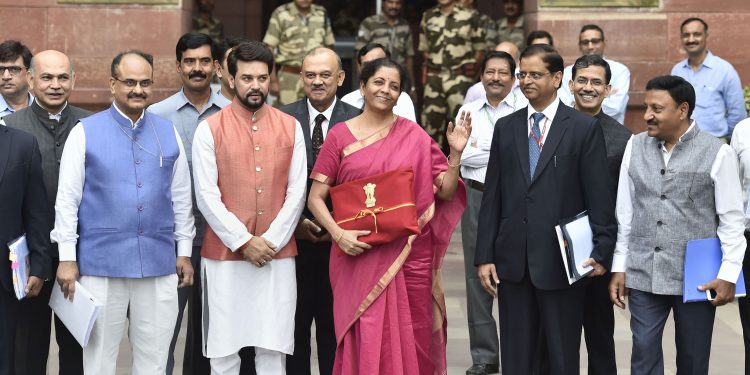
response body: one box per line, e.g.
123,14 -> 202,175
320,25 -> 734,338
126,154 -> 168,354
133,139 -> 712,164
112,101 -> 145,128
527,94 -> 560,122
307,97 -> 336,121
0,91 -> 34,113
681,51 -> 716,70
48,102 -> 68,121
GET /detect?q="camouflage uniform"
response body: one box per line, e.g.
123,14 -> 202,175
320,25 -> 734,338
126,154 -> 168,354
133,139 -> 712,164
354,14 -> 414,68
497,14 -> 525,51
473,10 -> 499,48
263,2 -> 336,105
193,15 -> 224,43
419,4 -> 485,148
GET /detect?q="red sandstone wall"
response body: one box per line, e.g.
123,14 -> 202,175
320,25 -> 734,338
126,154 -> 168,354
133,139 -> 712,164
525,0 -> 750,133
0,0 -> 193,110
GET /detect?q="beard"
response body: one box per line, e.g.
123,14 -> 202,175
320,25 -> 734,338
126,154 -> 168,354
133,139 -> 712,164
237,89 -> 266,111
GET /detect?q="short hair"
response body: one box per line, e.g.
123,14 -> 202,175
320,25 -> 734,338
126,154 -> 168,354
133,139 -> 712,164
357,43 -> 390,66
526,30 -> 554,46
645,75 -> 696,118
359,58 -> 409,93
579,24 -> 605,40
218,36 -> 251,64
111,50 -> 154,79
303,47 -> 343,71
0,40 -> 32,68
571,54 -> 611,84
176,32 -> 220,62
481,51 -> 516,76
520,44 -> 564,89
681,17 -> 708,33
227,41 -> 274,77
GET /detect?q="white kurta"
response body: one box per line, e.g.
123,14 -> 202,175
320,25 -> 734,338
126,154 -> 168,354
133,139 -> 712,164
192,117 -> 307,358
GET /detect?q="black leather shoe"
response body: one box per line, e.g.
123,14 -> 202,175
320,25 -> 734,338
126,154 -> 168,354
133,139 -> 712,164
466,363 -> 500,375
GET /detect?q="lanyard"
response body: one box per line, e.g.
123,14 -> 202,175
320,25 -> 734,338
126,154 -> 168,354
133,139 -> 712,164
528,115 -> 549,149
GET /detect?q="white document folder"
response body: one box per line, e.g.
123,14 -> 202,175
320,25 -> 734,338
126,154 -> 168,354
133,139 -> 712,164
555,211 -> 594,285
8,234 -> 30,300
49,281 -> 103,347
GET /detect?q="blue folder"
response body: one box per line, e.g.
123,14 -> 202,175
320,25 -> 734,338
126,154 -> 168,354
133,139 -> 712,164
683,238 -> 746,303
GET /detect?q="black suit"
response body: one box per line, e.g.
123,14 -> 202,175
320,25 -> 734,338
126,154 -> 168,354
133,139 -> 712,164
280,98 -> 361,375
580,111 -> 630,375
0,127 -> 51,375
475,102 -> 616,374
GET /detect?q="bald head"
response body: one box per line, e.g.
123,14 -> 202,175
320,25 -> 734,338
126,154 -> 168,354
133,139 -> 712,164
30,50 -> 73,75
302,47 -> 342,72
28,50 -> 75,114
495,42 -> 520,63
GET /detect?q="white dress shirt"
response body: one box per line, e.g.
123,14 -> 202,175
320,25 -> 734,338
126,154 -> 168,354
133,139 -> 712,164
731,118 -> 750,230
526,95 -> 561,145
306,97 -> 336,139
191,118 -> 307,252
51,106 -> 196,261
458,90 -> 527,183
558,57 -> 630,125
613,122 -> 746,283
340,90 -> 416,122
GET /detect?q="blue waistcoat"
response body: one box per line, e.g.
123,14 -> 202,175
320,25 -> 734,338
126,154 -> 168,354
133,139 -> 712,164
77,105 -> 180,278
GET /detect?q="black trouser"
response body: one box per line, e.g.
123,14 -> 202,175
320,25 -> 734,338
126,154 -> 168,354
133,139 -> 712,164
582,273 -> 617,374
286,240 -> 335,375
0,286 -> 19,375
498,269 -> 585,375
15,260 -> 82,375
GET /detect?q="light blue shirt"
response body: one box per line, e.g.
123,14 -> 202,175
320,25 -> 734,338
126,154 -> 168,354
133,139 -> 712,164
148,88 -> 231,164
672,51 -> 747,137
0,92 -> 33,119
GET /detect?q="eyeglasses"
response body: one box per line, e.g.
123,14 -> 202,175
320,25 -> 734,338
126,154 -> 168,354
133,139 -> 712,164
113,77 -> 154,88
516,71 -> 551,81
579,38 -> 603,46
0,66 -> 24,76
574,77 -> 606,87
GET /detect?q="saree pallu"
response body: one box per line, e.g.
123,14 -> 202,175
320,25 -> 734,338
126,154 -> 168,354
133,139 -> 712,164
311,117 -> 465,375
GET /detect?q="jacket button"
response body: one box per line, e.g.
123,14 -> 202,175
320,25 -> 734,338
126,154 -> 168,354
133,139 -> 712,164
657,220 -> 663,226
56,142 -> 61,147
660,194 -> 667,200
138,229 -> 144,235
522,218 -> 527,224
660,169 -> 665,175
252,125 -> 258,131
135,159 -> 142,165
255,146 -> 261,151
654,246 -> 661,252
137,182 -> 143,188
137,205 -> 144,211
256,166 -> 262,172
258,210 -> 264,215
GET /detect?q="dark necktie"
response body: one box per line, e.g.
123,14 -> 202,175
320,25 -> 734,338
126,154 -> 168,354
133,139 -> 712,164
312,113 -> 326,160
528,112 -> 544,179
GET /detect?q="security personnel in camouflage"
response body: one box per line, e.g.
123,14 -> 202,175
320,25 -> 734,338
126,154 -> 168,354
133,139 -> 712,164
460,0 -> 499,47
419,0 -> 485,149
355,0 -> 415,90
193,0 -> 224,42
497,0 -> 525,51
263,0 -> 335,105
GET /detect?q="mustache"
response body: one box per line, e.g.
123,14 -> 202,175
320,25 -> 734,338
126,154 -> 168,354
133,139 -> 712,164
245,90 -> 264,99
189,71 -> 207,79
646,119 -> 658,126
127,92 -> 147,99
487,80 -> 504,87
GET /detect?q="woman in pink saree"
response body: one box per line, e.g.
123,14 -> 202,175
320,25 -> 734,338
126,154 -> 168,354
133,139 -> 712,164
307,58 -> 469,375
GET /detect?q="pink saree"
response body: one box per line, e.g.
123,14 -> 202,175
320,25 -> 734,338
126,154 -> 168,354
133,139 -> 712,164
311,117 -> 465,375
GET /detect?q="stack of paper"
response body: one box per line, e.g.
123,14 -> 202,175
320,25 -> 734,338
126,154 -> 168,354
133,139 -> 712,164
555,211 -> 594,285
49,281 -> 103,347
8,234 -> 29,300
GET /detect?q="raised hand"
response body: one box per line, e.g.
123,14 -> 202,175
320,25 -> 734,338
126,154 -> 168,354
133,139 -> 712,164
446,110 -> 473,154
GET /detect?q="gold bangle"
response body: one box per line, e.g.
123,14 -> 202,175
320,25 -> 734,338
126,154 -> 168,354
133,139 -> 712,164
336,231 -> 344,243
447,155 -> 460,168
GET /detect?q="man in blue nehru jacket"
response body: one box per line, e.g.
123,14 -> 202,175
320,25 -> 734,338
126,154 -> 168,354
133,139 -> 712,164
51,50 -> 195,374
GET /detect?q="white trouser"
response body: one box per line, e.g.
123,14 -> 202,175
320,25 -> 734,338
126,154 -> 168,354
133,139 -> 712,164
80,274 -> 178,375
210,347 -> 286,375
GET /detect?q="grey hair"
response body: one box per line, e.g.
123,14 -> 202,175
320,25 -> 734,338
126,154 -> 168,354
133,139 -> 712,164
302,47 -> 343,71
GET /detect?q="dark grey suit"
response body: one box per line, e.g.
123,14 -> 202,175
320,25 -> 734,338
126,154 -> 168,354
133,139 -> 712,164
280,98 -> 360,375
475,102 -> 617,375
0,126 -> 51,375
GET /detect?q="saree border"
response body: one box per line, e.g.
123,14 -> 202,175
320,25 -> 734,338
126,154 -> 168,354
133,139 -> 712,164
310,172 -> 331,185
341,121 -> 396,157
336,201 -> 436,345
